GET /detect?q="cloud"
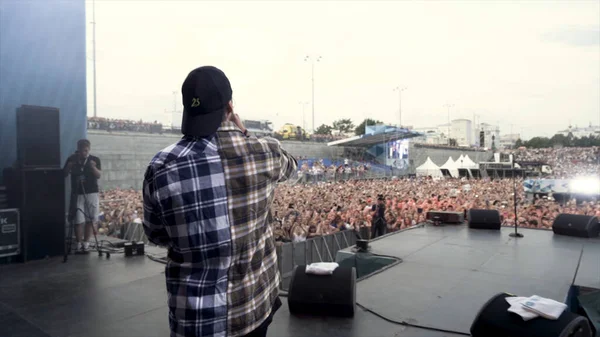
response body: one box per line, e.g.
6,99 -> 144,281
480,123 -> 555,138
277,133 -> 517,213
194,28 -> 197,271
541,26 -> 600,47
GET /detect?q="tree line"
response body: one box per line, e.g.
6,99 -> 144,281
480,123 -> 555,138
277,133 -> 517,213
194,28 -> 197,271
515,133 -> 600,149
314,118 -> 599,149
314,118 -> 384,136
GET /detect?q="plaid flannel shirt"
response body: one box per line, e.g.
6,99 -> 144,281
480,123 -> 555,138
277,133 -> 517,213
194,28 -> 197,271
143,121 -> 297,337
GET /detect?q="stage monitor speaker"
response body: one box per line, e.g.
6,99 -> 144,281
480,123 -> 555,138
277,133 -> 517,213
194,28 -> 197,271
552,214 -> 599,238
356,239 -> 369,251
471,293 -> 592,337
468,209 -> 501,230
426,211 -> 465,224
20,168 -> 65,262
17,105 -> 61,168
288,265 -> 356,317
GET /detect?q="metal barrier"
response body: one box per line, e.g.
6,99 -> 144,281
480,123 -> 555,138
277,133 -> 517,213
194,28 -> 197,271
120,223 -> 359,290
276,230 -> 358,290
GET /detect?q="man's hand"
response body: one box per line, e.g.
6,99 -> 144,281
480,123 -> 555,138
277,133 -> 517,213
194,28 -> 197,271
89,158 -> 101,179
230,113 -> 246,133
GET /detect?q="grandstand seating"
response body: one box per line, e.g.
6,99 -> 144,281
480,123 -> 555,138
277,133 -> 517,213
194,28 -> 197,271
297,158 -> 392,175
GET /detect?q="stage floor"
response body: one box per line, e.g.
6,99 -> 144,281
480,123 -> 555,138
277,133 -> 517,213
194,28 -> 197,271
350,225 -> 599,335
1,226 -> 598,337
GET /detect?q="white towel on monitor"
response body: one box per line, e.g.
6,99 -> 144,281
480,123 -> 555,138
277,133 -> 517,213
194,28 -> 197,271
506,297 -> 539,321
505,295 -> 567,321
306,262 -> 339,275
520,295 -> 567,320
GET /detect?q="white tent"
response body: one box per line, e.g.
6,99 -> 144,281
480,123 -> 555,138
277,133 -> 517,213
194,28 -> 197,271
440,157 -> 459,178
461,155 -> 479,169
416,157 -> 443,178
455,154 -> 475,169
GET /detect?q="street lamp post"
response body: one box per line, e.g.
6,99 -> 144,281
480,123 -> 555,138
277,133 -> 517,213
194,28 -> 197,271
304,55 -> 321,132
443,103 -> 454,145
393,87 -> 406,128
298,101 -> 309,131
509,153 -> 524,238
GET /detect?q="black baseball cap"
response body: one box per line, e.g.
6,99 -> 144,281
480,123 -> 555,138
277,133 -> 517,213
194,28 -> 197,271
181,66 -> 232,137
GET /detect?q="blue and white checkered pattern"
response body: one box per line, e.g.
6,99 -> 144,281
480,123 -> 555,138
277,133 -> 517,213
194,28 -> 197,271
143,137 -> 231,337
143,122 -> 297,337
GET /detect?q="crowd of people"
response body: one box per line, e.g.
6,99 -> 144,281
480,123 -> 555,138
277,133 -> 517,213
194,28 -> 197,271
97,147 -> 599,244
270,177 -> 599,243
296,160 -> 380,183
96,188 -> 143,238
510,146 -> 600,178
87,117 -> 162,133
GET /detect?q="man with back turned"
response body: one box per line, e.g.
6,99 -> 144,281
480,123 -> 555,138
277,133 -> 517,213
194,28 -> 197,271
143,66 -> 297,337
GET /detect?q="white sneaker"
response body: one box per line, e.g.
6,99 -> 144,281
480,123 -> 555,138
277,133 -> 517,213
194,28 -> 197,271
83,242 -> 90,251
75,241 -> 83,252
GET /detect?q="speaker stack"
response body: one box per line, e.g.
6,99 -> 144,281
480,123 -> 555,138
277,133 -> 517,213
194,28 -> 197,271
287,265 -> 356,317
471,293 -> 593,337
552,214 -> 599,239
17,105 -> 61,168
468,209 -> 501,230
15,105 -> 65,262
480,131 -> 485,148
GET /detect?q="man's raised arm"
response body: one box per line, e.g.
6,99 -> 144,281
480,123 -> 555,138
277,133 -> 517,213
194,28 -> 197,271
278,145 -> 297,183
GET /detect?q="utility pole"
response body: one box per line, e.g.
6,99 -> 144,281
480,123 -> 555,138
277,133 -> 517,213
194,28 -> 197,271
92,0 -> 97,118
304,55 -> 321,132
393,86 -> 407,127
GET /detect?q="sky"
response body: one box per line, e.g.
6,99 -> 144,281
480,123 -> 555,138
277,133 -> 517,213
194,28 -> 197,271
85,0 -> 600,140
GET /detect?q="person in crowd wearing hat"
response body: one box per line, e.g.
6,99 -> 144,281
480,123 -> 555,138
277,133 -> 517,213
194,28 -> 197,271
142,66 -> 297,337
371,194 -> 387,238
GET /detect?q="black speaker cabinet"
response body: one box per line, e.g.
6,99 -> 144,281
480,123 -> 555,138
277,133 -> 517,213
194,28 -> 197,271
20,168 -> 65,262
288,265 -> 356,317
471,293 -> 592,337
468,209 -> 501,230
2,167 -> 20,209
426,211 -> 465,224
552,214 -> 599,238
17,105 -> 61,168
